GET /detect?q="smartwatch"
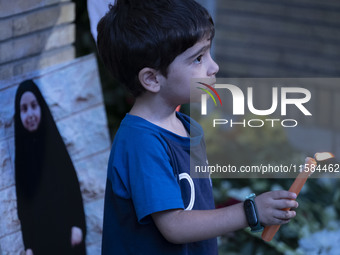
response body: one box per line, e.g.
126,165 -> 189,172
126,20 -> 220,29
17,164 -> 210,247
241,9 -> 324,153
244,193 -> 264,232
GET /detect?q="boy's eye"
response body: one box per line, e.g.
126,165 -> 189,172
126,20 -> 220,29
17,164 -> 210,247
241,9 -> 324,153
194,55 -> 203,64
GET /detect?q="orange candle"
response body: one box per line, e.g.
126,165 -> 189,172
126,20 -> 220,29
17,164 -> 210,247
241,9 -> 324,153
261,153 -> 334,242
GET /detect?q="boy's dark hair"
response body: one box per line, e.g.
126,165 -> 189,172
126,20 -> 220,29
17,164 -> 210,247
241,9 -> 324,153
97,0 -> 215,97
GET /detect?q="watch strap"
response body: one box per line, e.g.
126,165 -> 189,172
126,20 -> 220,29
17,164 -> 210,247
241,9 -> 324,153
244,193 -> 264,232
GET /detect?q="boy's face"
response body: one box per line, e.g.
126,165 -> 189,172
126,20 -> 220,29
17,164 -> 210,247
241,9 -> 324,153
158,38 -> 219,106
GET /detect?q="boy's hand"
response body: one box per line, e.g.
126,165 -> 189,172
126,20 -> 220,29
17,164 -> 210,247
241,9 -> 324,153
255,190 -> 298,226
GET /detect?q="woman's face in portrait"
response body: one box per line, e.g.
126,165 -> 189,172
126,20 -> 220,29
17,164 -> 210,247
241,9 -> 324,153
20,91 -> 41,132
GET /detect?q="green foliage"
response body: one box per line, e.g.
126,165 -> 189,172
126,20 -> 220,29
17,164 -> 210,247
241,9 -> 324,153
203,114 -> 340,254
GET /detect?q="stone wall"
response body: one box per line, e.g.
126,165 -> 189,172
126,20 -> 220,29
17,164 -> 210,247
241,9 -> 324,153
0,1 -> 110,254
0,0 -> 75,80
0,54 -> 110,255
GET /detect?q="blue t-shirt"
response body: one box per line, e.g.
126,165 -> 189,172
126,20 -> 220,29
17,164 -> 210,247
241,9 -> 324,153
102,112 -> 218,255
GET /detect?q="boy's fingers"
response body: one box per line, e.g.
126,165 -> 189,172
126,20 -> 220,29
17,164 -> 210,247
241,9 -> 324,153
273,218 -> 291,225
273,199 -> 298,209
272,190 -> 297,200
273,210 -> 296,220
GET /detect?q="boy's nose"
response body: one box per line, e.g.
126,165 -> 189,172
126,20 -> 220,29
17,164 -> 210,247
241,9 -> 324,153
207,58 -> 219,77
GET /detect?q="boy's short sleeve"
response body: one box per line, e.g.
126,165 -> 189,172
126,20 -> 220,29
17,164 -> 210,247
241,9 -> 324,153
110,131 -> 185,223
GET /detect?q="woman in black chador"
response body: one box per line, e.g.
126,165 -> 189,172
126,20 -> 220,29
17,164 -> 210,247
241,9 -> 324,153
14,80 -> 87,255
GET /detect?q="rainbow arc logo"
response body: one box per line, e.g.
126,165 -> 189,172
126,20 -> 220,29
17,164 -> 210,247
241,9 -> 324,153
196,82 -> 222,106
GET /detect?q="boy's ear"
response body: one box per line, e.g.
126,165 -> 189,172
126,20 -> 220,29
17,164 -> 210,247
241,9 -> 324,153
138,67 -> 161,93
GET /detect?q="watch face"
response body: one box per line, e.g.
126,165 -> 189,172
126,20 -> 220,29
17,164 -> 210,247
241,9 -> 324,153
244,200 -> 258,227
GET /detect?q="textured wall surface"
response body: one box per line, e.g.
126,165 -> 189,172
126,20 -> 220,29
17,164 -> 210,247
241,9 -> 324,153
214,0 -> 340,77
0,0 -> 75,80
0,1 -> 111,253
213,0 -> 340,155
0,54 -> 110,254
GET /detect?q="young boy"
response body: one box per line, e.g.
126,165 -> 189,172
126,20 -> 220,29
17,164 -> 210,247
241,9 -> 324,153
97,0 -> 298,254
